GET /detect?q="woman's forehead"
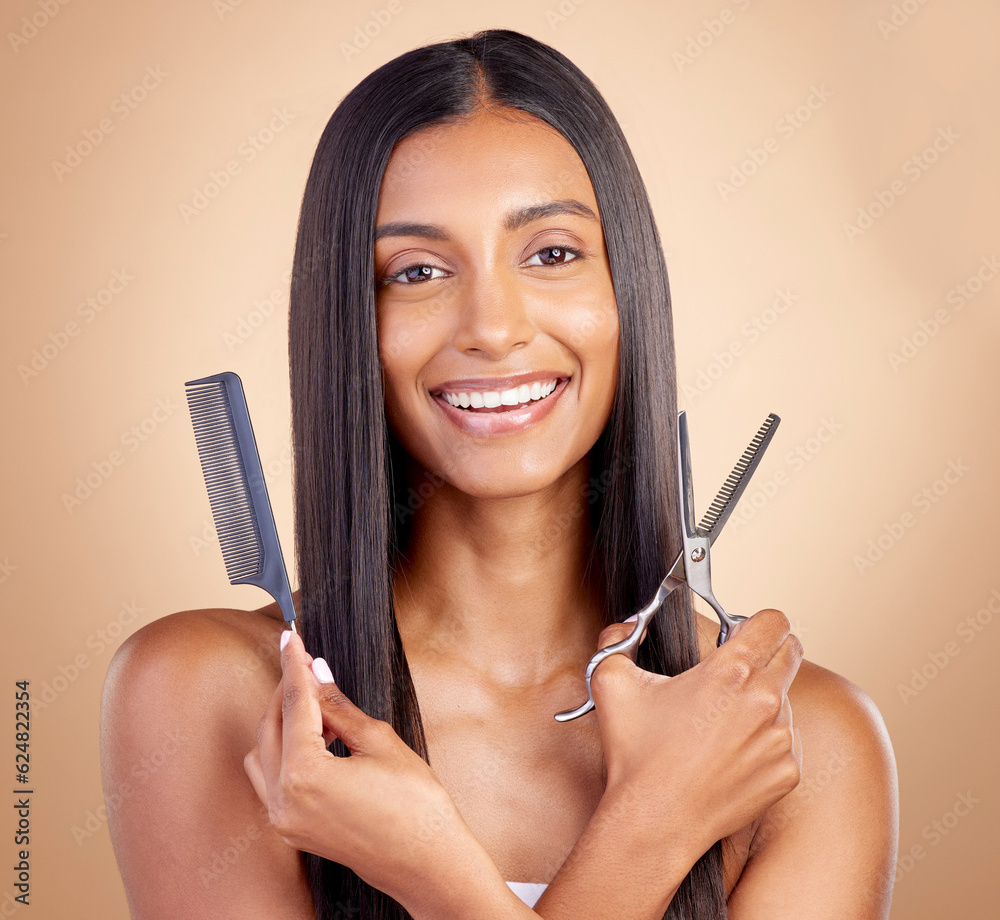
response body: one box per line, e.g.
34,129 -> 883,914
376,109 -> 599,221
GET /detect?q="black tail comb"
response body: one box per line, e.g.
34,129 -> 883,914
184,371 -> 297,630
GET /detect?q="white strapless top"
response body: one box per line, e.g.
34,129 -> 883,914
505,880 -> 549,908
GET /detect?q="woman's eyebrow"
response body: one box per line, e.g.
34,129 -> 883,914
503,199 -> 598,231
374,199 -> 598,242
374,221 -> 449,242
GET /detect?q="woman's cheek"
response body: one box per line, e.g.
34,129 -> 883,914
564,297 -> 618,353
379,321 -> 414,364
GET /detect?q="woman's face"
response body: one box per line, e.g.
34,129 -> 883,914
375,107 -> 619,499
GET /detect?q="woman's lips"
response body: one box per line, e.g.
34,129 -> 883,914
431,377 -> 570,435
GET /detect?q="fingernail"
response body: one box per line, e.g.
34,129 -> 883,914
623,613 -> 638,622
280,630 -> 292,651
311,657 -> 335,684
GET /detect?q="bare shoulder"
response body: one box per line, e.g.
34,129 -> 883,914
786,656 -> 896,775
100,603 -> 316,919
694,611 -> 895,775
767,654 -> 898,845
699,612 -> 899,918
104,604 -> 286,710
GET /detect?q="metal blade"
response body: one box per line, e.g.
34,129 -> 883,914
677,410 -> 699,541
663,548 -> 687,589
697,413 -> 781,544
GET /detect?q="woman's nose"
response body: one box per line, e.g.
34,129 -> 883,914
450,267 -> 536,360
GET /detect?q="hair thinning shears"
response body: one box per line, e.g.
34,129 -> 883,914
554,410 -> 780,722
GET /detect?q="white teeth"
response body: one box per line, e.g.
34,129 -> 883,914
440,378 -> 561,410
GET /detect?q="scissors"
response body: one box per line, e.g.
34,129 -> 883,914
554,410 -> 780,722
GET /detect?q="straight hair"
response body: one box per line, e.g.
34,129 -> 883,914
288,28 -> 726,920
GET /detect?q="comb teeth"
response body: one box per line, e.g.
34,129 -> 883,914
185,380 -> 263,582
698,413 -> 780,538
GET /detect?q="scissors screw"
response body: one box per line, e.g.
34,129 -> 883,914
690,547 -> 706,562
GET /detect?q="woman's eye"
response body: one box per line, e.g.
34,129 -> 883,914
524,246 -> 582,267
382,264 -> 448,285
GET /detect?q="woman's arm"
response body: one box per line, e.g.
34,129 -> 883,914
101,613 -> 688,920
243,629 -> 698,920
725,662 -> 898,919
519,783 -> 709,920
100,611 -> 318,919
528,609 -> 808,920
101,607 -> 805,920
245,612 -> 805,920
402,782 -> 706,920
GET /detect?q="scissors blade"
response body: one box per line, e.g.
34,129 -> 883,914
696,413 -> 781,545
676,410 -> 699,542
661,549 -> 687,595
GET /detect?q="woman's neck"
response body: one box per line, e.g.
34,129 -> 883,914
392,456 -> 607,690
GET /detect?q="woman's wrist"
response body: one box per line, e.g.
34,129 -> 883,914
608,773 -> 714,860
396,781 -> 707,920
533,781 -> 704,920
393,795 -> 536,920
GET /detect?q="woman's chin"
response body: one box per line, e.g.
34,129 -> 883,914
440,467 -> 568,502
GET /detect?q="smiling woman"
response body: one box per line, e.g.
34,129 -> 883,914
375,108 -> 618,484
100,27 -> 896,920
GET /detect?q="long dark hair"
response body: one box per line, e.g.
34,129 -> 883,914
288,28 -> 726,920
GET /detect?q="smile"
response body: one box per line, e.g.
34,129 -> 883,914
429,376 -> 571,435
440,379 -> 559,412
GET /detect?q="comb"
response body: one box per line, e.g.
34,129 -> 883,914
697,412 -> 781,542
184,371 -> 297,631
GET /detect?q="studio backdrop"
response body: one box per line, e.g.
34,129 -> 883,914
1,1 -> 997,917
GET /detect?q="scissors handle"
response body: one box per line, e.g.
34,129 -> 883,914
552,581 -> 672,722
552,545 -> 747,721
697,585 -> 748,646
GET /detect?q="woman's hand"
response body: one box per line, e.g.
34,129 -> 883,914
588,608 -> 804,859
242,630 -> 475,911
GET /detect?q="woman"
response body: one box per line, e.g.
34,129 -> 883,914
100,29 -> 897,919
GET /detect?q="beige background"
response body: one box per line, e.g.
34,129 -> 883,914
2,0 -> 997,916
